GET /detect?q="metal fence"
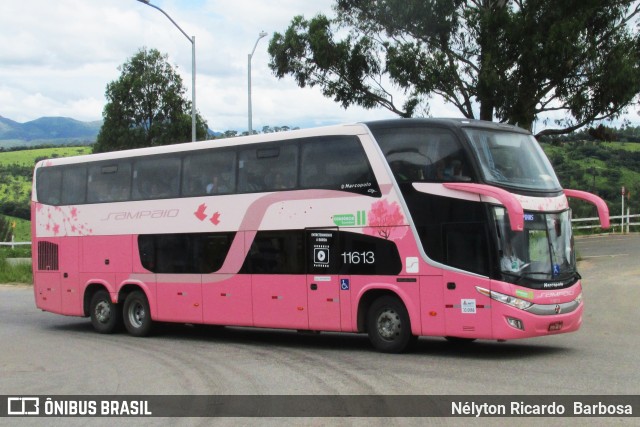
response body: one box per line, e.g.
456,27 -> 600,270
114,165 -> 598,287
0,241 -> 32,248
572,213 -> 640,233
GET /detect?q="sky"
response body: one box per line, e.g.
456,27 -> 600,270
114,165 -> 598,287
1,0 -> 446,133
1,1 -> 638,134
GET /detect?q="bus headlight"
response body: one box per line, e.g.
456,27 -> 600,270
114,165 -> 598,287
575,292 -> 583,305
476,287 -> 533,310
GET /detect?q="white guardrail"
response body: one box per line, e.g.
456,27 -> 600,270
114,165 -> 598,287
571,213 -> 640,233
0,241 -> 32,247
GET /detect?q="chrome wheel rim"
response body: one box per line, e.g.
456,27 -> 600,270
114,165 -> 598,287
128,302 -> 145,328
95,301 -> 111,324
376,308 -> 401,340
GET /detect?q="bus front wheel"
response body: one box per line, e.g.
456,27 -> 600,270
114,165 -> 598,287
367,295 -> 416,353
89,290 -> 121,334
123,291 -> 152,337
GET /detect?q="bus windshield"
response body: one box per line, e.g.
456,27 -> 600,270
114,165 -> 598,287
463,129 -> 561,191
495,207 -> 576,288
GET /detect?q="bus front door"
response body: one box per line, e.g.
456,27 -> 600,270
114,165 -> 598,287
306,229 -> 342,332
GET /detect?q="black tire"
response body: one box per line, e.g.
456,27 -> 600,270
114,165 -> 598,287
367,295 -> 415,353
123,291 -> 153,337
89,290 -> 121,334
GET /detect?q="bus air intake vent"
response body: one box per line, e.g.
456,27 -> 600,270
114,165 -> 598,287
38,241 -> 59,271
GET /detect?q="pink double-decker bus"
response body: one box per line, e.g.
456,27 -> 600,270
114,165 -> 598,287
32,119 -> 609,353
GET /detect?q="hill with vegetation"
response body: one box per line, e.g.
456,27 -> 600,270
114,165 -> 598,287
0,116 -> 100,148
539,125 -> 640,220
543,140 -> 640,220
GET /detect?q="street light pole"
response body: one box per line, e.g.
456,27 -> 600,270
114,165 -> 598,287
248,31 -> 268,135
136,0 -> 196,142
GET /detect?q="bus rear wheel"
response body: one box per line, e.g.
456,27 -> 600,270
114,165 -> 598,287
123,291 -> 152,337
89,290 -> 121,334
367,295 -> 416,353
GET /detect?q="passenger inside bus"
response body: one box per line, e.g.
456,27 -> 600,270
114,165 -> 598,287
266,171 -> 293,190
206,174 -> 229,194
304,161 -> 333,187
443,158 -> 470,181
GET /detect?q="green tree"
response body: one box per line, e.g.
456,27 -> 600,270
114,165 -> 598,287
94,47 -> 208,153
258,125 -> 299,134
268,0 -> 640,137
0,216 -> 11,242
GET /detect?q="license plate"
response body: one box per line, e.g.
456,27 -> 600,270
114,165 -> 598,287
548,321 -> 563,331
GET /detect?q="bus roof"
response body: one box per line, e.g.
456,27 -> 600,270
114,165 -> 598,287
363,118 -> 530,134
34,122 -> 370,169
34,118 -> 530,169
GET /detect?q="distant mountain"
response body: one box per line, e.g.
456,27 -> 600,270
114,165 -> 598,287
0,115 -> 101,148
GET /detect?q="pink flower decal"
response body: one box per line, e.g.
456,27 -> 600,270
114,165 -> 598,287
37,204 -> 92,236
363,200 -> 407,240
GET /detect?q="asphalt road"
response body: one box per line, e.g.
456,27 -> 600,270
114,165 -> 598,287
1,234 -> 639,425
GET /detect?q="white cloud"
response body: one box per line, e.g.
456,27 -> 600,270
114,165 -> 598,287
1,0 -> 369,130
5,0 -> 631,133
0,0 -> 462,131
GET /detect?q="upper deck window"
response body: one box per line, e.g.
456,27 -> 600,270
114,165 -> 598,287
132,156 -> 181,200
373,126 -> 473,184
61,167 -> 87,205
463,129 -> 561,191
300,136 -> 379,196
239,143 -> 298,193
87,162 -> 132,203
36,168 -> 62,206
34,134 -> 381,206
182,149 -> 236,197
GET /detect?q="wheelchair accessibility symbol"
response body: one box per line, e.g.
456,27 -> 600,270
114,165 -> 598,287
340,279 -> 350,291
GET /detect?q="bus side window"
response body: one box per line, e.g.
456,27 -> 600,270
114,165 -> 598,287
240,230 -> 305,274
133,156 -> 181,200
87,162 -> 131,203
182,150 -> 236,197
301,139 -> 343,188
300,136 -> 378,195
196,233 -> 235,273
36,168 -> 62,205
138,232 -> 235,274
238,144 -> 298,193
61,167 -> 87,205
443,222 -> 490,276
376,127 -> 472,183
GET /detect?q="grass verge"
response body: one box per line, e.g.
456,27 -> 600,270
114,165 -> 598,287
0,256 -> 32,284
